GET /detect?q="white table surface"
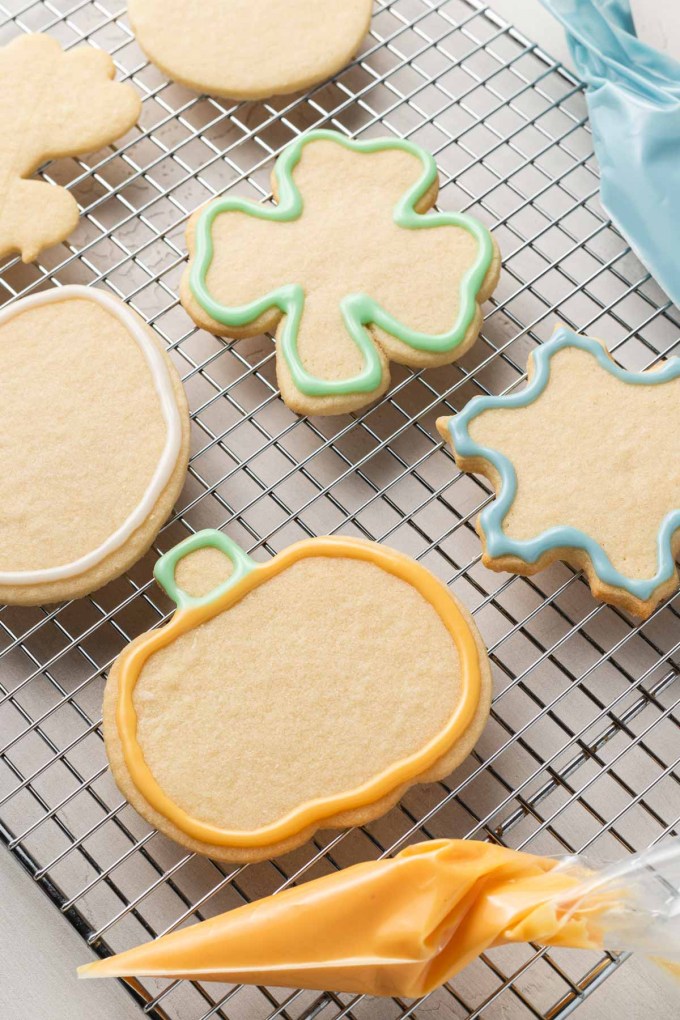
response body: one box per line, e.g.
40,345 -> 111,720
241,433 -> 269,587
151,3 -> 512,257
2,2 -> 679,1019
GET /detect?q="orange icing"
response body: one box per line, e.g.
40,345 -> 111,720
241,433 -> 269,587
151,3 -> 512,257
79,839 -> 612,996
654,959 -> 680,980
116,537 -> 483,849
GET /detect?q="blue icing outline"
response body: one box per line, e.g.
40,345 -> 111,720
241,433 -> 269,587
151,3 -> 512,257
447,327 -> 680,602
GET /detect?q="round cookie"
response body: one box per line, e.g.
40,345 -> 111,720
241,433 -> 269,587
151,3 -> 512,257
0,286 -> 190,605
104,532 -> 492,863
126,0 -> 373,101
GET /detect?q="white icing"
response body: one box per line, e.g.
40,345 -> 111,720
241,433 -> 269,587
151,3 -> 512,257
0,285 -> 183,586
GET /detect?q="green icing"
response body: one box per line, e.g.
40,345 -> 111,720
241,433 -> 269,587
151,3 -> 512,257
189,130 -> 495,398
154,530 -> 255,611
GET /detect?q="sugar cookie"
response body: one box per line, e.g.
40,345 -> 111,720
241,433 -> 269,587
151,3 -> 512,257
127,0 -> 372,101
103,531 -> 492,862
0,287 -> 190,605
438,327 -> 680,617
0,34 -> 140,262
181,130 -> 501,416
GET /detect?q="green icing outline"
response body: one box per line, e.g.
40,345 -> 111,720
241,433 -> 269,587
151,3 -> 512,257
154,530 -> 255,611
189,130 -> 495,398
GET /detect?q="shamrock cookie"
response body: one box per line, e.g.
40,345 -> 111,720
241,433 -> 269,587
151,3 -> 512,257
127,0 -> 372,101
181,130 -> 500,416
104,531 -> 492,862
0,287 -> 190,605
0,34 -> 140,262
437,327 -> 680,617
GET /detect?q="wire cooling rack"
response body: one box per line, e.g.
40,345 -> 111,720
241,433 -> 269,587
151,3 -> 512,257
0,1 -> 679,1018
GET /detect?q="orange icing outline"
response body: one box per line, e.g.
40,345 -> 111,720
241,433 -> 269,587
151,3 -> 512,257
116,537 -> 483,848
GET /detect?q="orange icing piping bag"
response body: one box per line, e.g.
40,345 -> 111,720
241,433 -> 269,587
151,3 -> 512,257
78,839 -> 680,998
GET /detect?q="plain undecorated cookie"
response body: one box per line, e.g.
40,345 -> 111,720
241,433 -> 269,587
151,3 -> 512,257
104,532 -> 492,862
181,130 -> 501,417
438,327 -> 680,618
127,0 -> 372,100
0,286 -> 190,605
0,33 -> 140,262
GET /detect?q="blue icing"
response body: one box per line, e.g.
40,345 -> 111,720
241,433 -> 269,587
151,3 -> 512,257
448,327 -> 680,601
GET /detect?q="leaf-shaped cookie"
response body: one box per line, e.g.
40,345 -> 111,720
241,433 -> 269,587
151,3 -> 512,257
104,531 -> 492,862
0,34 -> 141,261
182,130 -> 500,416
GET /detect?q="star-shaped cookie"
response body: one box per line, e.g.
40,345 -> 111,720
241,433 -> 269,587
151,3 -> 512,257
437,328 -> 680,617
181,130 -> 500,417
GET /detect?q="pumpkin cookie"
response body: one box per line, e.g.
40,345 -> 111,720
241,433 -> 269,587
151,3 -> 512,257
127,0 -> 372,101
0,287 -> 190,605
181,130 -> 500,416
104,531 -> 492,862
437,327 -> 680,617
0,34 -> 140,262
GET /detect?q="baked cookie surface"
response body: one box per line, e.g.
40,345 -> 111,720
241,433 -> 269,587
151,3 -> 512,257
104,532 -> 492,862
0,286 -> 190,605
181,130 -> 500,416
127,0 -> 372,100
437,327 -> 680,617
0,33 -> 140,262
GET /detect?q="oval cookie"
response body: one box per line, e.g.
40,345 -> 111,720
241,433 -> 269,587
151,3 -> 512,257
127,0 -> 373,101
0,287 -> 190,605
104,532 -> 492,862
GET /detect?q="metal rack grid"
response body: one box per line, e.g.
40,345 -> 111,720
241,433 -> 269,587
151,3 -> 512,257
0,0 -> 678,1017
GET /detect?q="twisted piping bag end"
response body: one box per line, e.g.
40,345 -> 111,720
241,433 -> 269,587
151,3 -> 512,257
556,840 -> 680,966
77,838 -> 639,997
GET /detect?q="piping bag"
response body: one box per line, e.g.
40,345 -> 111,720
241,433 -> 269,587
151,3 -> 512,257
540,0 -> 680,309
79,839 -> 680,997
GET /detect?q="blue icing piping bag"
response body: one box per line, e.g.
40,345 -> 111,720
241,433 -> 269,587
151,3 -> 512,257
541,0 -> 680,308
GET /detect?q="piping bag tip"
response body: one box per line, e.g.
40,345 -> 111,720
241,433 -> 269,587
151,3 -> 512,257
77,838 -> 680,998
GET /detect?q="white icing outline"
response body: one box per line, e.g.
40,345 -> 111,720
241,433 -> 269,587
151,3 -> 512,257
0,286 -> 183,586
